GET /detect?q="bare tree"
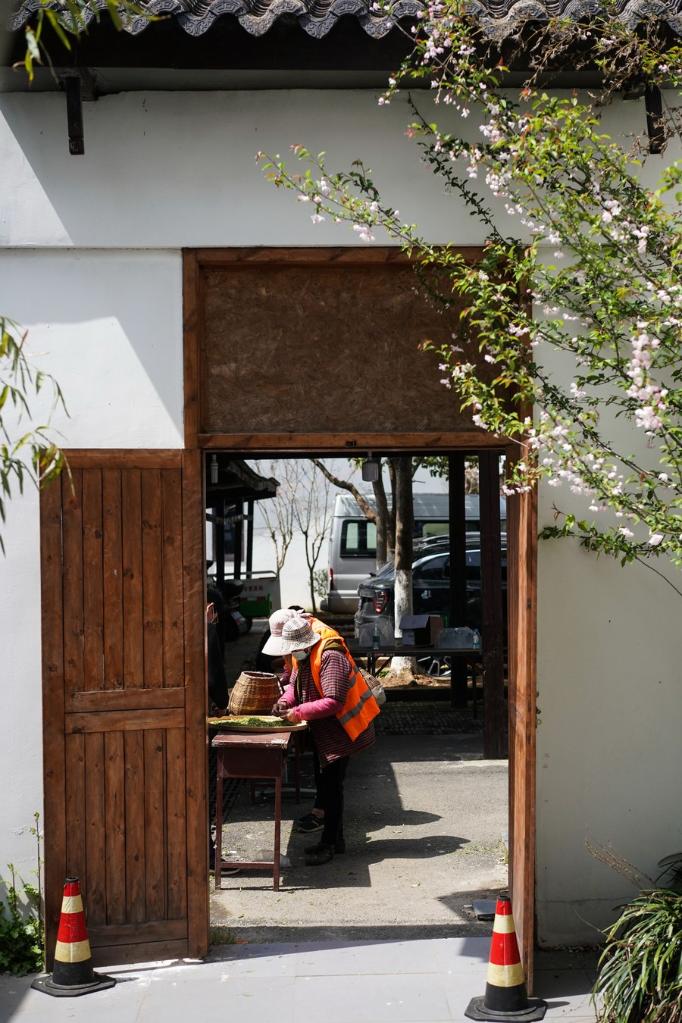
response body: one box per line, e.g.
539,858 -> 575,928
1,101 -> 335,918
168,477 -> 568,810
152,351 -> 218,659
296,462 -> 333,612
311,457 -> 394,568
260,460 -> 300,580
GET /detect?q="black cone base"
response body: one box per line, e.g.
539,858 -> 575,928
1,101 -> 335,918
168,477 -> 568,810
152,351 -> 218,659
465,995 -> 547,1022
31,972 -> 116,998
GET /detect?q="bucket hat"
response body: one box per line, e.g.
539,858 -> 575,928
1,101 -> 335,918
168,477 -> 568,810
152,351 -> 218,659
279,616 -> 322,655
261,608 -> 298,656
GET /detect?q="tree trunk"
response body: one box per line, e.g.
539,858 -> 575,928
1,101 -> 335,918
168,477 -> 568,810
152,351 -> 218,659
309,564 -> 317,614
392,456 -> 415,674
387,458 -> 397,560
372,474 -> 390,569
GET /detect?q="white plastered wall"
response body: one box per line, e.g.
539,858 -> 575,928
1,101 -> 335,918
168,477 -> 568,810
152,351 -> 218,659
0,250 -> 183,882
0,88 -> 680,943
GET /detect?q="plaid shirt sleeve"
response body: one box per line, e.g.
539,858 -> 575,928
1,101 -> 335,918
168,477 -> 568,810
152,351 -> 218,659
291,650 -> 350,721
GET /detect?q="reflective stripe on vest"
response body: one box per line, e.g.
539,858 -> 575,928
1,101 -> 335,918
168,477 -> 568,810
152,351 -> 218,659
307,621 -> 380,741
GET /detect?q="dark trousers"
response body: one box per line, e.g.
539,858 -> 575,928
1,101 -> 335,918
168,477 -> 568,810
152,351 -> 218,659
317,755 -> 349,847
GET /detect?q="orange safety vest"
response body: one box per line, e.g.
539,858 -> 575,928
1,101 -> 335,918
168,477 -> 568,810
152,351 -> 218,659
306,617 -> 380,741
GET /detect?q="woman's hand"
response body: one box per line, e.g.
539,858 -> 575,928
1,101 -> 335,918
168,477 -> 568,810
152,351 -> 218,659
284,709 -> 299,724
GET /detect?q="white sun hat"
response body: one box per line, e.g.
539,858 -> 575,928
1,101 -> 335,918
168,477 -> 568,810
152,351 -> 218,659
261,608 -> 298,656
279,616 -> 322,655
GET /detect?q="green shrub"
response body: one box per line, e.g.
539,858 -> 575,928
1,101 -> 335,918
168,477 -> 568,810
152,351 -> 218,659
0,865 -> 44,976
595,885 -> 682,1023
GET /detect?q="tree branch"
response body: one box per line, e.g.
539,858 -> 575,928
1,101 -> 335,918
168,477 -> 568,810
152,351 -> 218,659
310,458 -> 377,522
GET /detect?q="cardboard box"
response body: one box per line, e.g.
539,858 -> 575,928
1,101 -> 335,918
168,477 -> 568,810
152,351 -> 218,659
399,614 -> 443,646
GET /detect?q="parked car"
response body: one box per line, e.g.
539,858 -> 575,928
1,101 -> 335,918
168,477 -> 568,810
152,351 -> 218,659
353,534 -> 507,643
322,492 -> 506,613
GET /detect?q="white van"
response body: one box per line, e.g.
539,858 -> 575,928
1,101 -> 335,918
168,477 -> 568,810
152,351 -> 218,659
322,493 -> 503,614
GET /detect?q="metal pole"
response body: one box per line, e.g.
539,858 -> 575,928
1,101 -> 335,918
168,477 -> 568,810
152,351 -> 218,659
233,503 -> 244,581
246,500 -> 254,578
215,500 -> 225,590
449,453 -> 468,707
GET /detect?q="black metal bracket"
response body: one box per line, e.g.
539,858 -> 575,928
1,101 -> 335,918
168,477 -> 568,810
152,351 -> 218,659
63,74 -> 84,155
59,69 -> 97,156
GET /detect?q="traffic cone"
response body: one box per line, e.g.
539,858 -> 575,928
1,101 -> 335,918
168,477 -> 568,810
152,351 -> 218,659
31,878 -> 116,997
465,895 -> 547,1021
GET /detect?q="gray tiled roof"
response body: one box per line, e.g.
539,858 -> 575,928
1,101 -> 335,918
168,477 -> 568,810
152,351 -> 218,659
10,0 -> 682,39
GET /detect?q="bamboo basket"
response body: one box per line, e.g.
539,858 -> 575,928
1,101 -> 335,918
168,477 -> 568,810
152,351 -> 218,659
228,670 -> 281,715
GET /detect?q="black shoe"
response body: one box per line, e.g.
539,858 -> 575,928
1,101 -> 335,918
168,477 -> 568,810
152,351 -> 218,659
295,813 -> 324,834
305,838 -> 345,855
305,843 -> 335,865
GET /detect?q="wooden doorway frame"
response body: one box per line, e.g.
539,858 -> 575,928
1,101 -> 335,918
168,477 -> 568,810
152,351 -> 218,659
183,246 -> 539,983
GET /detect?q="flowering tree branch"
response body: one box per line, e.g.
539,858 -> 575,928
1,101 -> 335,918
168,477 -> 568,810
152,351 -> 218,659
258,2 -> 682,572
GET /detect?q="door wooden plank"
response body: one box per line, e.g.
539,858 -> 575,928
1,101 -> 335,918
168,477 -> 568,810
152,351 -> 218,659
142,470 -> 164,688
67,687 -> 185,713
89,919 -> 187,945
66,450 -> 183,469
124,730 -> 146,923
83,470 -> 104,691
66,708 -> 184,734
65,732 -> 86,893
165,726 -> 187,919
62,470 -> 84,696
104,731 -> 126,925
144,730 -> 167,919
122,470 -> 144,689
91,939 -> 189,968
84,733 -> 106,925
161,471 -> 184,688
40,478 -> 67,963
103,469 -> 124,691
181,450 -> 208,957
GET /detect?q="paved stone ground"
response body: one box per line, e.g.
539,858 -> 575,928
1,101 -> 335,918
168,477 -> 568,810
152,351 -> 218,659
210,732 -> 507,944
0,941 -> 599,1023
375,702 -> 484,736
213,622 -> 510,947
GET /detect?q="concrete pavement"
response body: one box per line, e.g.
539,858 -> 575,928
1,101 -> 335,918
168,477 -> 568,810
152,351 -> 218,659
212,734 -> 509,940
1,939 -> 598,1023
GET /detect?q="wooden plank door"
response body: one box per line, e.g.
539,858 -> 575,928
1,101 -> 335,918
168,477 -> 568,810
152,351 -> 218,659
506,480 -> 538,988
40,451 -> 207,966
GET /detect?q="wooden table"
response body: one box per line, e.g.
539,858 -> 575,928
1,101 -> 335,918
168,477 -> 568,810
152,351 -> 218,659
350,646 -> 483,712
212,731 -> 293,890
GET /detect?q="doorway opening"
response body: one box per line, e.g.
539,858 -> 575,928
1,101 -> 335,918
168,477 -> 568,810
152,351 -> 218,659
185,245 -> 538,976
205,449 -> 508,945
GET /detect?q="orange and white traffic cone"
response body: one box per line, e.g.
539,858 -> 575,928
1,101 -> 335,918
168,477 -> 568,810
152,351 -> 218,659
465,895 -> 546,1021
31,878 -> 115,997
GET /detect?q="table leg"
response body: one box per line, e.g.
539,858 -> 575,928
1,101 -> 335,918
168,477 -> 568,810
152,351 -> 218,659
215,755 -> 223,890
273,765 -> 282,891
472,662 -> 478,720
293,735 -> 301,804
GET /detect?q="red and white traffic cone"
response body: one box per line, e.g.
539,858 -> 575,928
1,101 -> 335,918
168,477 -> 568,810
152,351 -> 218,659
32,878 -> 115,997
465,895 -> 546,1021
